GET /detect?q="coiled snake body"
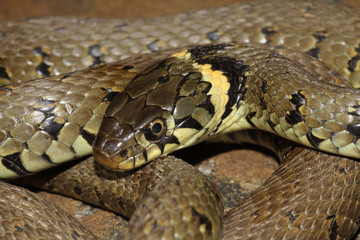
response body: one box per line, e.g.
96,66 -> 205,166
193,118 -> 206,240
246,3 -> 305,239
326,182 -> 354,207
1,0 -> 360,239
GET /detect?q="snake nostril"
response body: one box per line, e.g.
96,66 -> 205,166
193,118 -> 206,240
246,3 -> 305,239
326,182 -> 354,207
120,149 -> 128,158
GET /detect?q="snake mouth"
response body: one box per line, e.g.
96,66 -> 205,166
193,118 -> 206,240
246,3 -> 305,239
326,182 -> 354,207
92,147 -> 138,171
92,124 -> 153,171
92,149 -> 121,170
93,143 -> 155,171
93,134 -> 168,171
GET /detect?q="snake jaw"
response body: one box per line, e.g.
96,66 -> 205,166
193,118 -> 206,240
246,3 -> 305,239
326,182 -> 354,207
92,137 -> 137,171
92,148 -> 122,170
92,115 -> 139,170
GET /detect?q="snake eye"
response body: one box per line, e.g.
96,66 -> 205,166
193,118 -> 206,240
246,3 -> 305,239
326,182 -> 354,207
144,118 -> 166,141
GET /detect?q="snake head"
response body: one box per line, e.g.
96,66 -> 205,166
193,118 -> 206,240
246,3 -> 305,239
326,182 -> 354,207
92,89 -> 177,170
92,49 -> 226,171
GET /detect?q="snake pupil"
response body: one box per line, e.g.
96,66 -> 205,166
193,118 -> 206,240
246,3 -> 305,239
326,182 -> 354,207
120,149 -> 128,157
152,123 -> 162,133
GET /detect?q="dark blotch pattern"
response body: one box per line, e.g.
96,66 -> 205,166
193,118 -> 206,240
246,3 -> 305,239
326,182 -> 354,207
285,110 -> 303,125
122,65 -> 134,70
188,44 -> 232,59
176,116 -> 203,130
73,186 -> 82,195
35,98 -> 56,112
327,215 -> 339,240
71,230 -> 80,240
348,105 -> 360,116
43,116 -> 64,138
102,91 -> 119,102
80,129 -> 96,146
88,44 -> 104,67
290,91 -> 306,107
157,74 -> 170,84
197,95 -> 215,116
346,123 -> 360,137
156,135 -> 180,153
333,163 -> 346,176
191,206 -> 212,234
305,31 -> 328,59
0,66 -> 10,80
348,55 -> 360,72
1,153 -> 29,176
261,26 -> 277,36
306,132 -> 323,148
312,31 -> 328,43
285,210 -> 299,224
259,99 -> 267,110
261,81 -> 268,93
33,46 -> 49,57
36,62 -> 51,77
285,92 -> 307,125
306,47 -> 322,59
246,112 -> 256,127
267,119 -> 277,131
147,39 -> 161,52
94,186 -> 105,207
206,30 -> 220,41
33,46 -> 51,77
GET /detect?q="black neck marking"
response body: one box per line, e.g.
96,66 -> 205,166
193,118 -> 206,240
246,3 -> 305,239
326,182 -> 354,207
196,56 -> 250,120
188,44 -> 233,59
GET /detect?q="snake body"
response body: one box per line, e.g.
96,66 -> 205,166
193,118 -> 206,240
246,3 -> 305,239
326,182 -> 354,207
93,43 -> 360,171
1,0 -> 360,239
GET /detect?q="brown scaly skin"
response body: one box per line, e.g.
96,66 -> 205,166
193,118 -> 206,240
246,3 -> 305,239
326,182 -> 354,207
93,44 -> 360,171
15,134 -> 360,239
18,156 -> 224,240
0,181 -> 98,240
222,133 -> 360,239
0,0 -> 360,239
1,0 -> 360,88
0,50 -> 180,179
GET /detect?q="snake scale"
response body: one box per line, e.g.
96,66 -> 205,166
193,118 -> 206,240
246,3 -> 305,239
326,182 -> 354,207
1,0 -> 360,239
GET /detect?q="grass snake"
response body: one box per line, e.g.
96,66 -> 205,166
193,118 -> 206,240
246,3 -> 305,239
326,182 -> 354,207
1,0 -> 360,239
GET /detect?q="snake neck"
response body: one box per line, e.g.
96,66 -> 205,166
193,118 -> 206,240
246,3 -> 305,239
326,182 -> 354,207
199,44 -> 360,160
